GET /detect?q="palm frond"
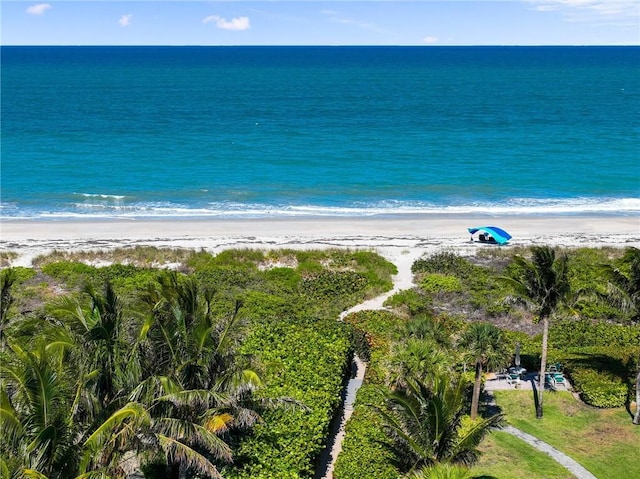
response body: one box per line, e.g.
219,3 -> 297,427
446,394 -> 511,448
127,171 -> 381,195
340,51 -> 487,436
83,402 -> 149,452
155,388 -> 227,409
154,418 -> 233,462
156,434 -> 224,479
16,469 -> 49,479
0,387 -> 24,446
203,412 -> 234,434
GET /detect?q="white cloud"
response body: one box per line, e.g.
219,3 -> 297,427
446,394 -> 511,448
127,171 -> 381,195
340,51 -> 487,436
26,3 -> 51,15
423,36 -> 439,44
203,15 -> 251,31
118,14 -> 133,27
526,0 -> 639,25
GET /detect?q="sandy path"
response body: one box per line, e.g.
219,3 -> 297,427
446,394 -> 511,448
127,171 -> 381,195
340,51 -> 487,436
322,247 -> 422,479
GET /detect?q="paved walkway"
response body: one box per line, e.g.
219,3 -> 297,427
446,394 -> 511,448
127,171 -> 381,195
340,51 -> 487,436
502,425 -> 598,479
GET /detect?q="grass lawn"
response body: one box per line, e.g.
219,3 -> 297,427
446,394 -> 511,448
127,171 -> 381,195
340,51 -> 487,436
472,430 -> 575,479
487,390 -> 640,479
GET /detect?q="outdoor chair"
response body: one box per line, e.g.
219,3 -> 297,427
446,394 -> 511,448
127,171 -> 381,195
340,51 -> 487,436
544,373 -> 556,389
553,373 -> 568,388
506,374 -> 520,386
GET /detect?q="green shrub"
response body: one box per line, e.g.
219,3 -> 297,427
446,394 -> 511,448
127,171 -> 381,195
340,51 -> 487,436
351,327 -> 371,363
301,271 -> 368,300
550,319 -> 640,349
211,249 -> 265,267
231,317 -> 352,478
2,267 -> 36,283
570,368 -> 628,408
262,267 -> 302,293
420,273 -> 463,293
333,385 -> 398,479
412,251 -> 474,277
335,310 -> 406,477
384,288 -> 431,315
41,261 -> 95,288
241,290 -> 306,319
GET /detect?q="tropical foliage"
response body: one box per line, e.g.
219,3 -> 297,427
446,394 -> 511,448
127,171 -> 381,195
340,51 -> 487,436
499,246 -> 570,418
0,248 -> 395,478
2,244 -> 638,478
458,322 -> 510,420
377,374 -> 503,473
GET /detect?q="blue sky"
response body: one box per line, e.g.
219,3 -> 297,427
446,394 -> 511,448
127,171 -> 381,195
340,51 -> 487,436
2,1 -> 639,46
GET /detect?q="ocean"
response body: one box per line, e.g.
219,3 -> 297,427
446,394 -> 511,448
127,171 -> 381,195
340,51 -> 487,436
2,46 -> 639,219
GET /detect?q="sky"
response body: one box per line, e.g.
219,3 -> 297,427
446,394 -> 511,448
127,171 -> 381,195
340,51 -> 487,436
2,0 -> 639,46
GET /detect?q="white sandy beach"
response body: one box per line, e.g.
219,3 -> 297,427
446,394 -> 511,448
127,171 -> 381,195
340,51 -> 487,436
1,215 -> 638,272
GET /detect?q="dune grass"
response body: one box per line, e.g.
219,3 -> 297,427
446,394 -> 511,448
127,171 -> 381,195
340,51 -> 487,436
482,390 -> 639,479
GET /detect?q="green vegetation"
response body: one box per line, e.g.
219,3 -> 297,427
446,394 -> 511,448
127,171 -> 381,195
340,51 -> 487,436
337,246 -> 638,478
227,316 -> 351,478
334,310 -> 405,479
2,244 -> 638,478
472,430 -> 574,479
0,248 -> 395,479
500,246 -> 570,418
489,391 -> 640,479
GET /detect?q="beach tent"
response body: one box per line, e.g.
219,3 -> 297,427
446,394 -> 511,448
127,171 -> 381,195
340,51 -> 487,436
468,226 -> 512,245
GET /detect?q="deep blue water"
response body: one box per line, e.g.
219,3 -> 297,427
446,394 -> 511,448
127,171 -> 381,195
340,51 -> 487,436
2,46 -> 639,219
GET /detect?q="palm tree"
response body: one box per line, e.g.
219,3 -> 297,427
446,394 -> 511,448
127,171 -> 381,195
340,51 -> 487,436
1,337 -> 81,477
600,247 -> 640,425
601,247 -> 640,323
132,272 -> 264,477
387,339 -> 455,392
377,373 -> 502,474
51,281 -> 139,409
0,268 -> 17,345
405,463 -> 476,479
500,246 -> 570,419
459,323 -> 509,420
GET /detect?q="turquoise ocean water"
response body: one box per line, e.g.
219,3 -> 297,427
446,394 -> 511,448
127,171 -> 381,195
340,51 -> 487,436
2,46 -> 639,219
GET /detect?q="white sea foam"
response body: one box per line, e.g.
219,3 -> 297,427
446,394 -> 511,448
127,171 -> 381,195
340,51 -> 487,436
11,196 -> 637,220
73,193 -> 128,200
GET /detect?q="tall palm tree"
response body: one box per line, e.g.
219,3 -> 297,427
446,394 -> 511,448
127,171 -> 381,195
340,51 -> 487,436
377,373 -> 502,474
600,247 -> 640,425
459,323 -> 509,420
501,246 -> 570,419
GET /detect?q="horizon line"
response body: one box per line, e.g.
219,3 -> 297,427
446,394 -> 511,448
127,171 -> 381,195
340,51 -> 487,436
2,43 -> 639,47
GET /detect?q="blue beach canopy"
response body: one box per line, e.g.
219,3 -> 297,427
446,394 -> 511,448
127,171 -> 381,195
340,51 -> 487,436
468,226 -> 512,245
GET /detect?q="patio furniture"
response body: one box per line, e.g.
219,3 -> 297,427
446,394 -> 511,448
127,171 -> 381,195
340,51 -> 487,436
506,373 -> 521,386
544,373 -> 556,389
552,373 -> 568,388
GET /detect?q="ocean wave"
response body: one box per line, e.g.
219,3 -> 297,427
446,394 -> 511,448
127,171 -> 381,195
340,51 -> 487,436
72,193 -> 128,200
3,197 -> 639,220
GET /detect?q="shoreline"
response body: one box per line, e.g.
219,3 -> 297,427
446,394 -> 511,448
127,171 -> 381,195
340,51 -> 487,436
1,215 -> 638,269
1,214 -> 638,240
